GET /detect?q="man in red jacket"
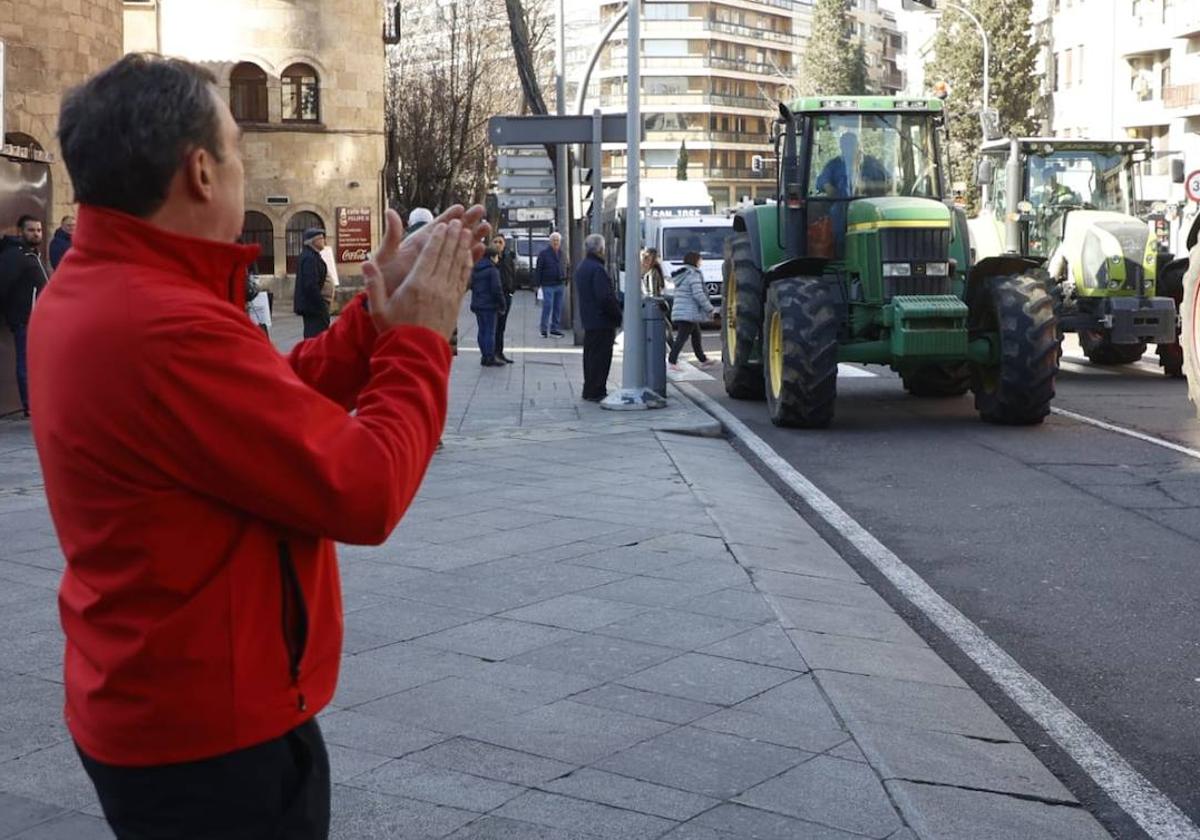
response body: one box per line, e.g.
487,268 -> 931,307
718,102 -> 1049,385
28,54 -> 488,839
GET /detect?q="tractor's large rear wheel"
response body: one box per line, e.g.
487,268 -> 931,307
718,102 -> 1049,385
763,276 -> 839,428
970,274 -> 1058,425
901,364 -> 971,398
722,232 -> 766,400
1080,331 -> 1146,366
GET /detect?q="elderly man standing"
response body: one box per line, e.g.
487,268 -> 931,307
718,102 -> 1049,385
575,234 -> 622,401
294,226 -> 331,337
535,231 -> 566,337
30,53 -> 488,839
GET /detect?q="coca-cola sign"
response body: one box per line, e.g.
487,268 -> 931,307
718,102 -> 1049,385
336,206 -> 372,263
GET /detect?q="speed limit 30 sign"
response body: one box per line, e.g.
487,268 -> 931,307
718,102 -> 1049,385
1186,170 -> 1200,203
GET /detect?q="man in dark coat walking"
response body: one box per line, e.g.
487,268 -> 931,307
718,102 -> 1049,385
0,215 -> 49,417
294,226 -> 330,337
575,234 -> 622,402
49,215 -> 75,271
492,234 -> 516,363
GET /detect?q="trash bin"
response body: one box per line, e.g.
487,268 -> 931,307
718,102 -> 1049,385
643,296 -> 668,397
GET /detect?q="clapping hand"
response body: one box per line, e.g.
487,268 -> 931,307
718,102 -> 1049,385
371,205 -> 490,298
363,220 -> 475,340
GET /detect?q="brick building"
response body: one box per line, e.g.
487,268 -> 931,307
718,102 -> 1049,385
124,0 -> 388,283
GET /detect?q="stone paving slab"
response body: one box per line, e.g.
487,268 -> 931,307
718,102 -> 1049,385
0,301 -> 1112,838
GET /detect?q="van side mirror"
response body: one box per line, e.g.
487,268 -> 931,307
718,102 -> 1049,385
976,158 -> 995,186
1171,159 -> 1186,184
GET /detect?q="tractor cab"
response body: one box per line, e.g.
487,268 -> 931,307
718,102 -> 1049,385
972,138 -> 1179,372
797,107 -> 947,262
974,138 -> 1144,267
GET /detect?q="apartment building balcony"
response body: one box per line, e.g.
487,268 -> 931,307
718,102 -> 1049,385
1119,22 -> 1174,58
1118,95 -> 1172,129
641,129 -> 772,145
1173,7 -> 1200,38
707,166 -> 770,179
605,54 -> 792,77
1164,83 -> 1200,116
599,92 -> 773,111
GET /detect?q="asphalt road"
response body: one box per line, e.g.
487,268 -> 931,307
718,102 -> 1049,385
683,331 -> 1200,839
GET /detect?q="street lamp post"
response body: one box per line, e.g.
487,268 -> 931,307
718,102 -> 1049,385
602,0 -> 664,410
906,0 -> 995,136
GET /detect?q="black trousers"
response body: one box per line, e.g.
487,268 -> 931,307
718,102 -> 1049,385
495,292 -> 514,355
78,719 -> 330,840
669,320 -> 707,364
302,313 -> 330,338
583,328 -> 616,400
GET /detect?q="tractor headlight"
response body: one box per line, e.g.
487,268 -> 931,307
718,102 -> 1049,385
925,262 -> 950,277
882,263 -> 911,277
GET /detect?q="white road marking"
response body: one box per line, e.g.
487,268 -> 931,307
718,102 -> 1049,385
1051,407 -> 1200,463
837,364 -> 877,378
677,381 -> 1200,840
1058,359 -> 1117,376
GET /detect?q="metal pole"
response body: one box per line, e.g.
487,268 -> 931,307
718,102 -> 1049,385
556,0 -> 569,254
621,0 -> 642,389
942,1 -> 989,112
592,109 -> 604,235
573,4 -> 629,118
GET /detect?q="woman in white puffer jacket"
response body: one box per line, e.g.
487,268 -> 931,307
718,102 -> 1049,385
668,251 -> 718,370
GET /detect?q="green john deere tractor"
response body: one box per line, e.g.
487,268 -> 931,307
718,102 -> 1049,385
722,96 -> 1058,428
969,138 -> 1180,374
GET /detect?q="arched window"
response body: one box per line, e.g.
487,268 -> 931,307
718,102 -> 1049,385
4,132 -> 44,151
241,211 -> 275,275
282,63 -> 320,123
285,211 -> 325,274
230,63 -> 269,123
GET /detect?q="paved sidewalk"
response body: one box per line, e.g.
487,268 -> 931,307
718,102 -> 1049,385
0,293 -> 1110,838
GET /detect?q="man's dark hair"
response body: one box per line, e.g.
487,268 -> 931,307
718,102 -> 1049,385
16,215 -> 39,230
57,54 -> 223,218
61,215 -> 75,224
683,251 -> 701,267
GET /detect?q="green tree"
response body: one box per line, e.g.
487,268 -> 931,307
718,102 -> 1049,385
798,0 -> 869,96
925,0 -> 1040,209
676,141 -> 689,180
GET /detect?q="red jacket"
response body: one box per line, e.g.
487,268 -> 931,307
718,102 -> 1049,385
28,206 -> 450,766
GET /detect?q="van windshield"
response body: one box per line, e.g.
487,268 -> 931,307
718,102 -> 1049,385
661,227 -> 732,261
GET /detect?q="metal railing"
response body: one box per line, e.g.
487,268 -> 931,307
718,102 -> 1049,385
599,92 -> 772,110
606,54 -> 792,76
706,166 -> 769,179
1164,83 -> 1200,109
705,19 -> 800,44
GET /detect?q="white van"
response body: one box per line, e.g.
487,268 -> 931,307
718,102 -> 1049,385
645,214 -> 734,310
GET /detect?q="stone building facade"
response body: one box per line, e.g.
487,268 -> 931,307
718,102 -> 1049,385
125,0 -> 388,281
0,0 -> 125,227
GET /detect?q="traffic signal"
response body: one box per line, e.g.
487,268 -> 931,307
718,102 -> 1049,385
751,155 -> 766,174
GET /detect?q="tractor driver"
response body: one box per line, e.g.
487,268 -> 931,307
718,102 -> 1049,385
1031,160 -> 1079,209
816,132 -> 889,199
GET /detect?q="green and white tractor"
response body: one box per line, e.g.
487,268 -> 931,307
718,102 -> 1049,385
722,96 -> 1058,428
969,138 -> 1180,374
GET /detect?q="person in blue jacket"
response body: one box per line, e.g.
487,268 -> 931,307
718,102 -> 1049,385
470,247 -> 507,367
535,232 -> 566,337
575,234 -> 622,401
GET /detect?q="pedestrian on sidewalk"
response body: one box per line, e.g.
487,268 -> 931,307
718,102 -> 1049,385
536,231 -> 566,337
294,226 -> 330,337
471,246 -> 507,367
668,251 -> 717,371
49,215 -> 75,271
493,233 -> 516,363
576,234 -> 622,401
0,214 -> 49,418
32,53 -> 489,840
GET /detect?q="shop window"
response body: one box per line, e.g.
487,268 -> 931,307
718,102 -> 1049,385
241,211 -> 275,275
285,211 -> 324,274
